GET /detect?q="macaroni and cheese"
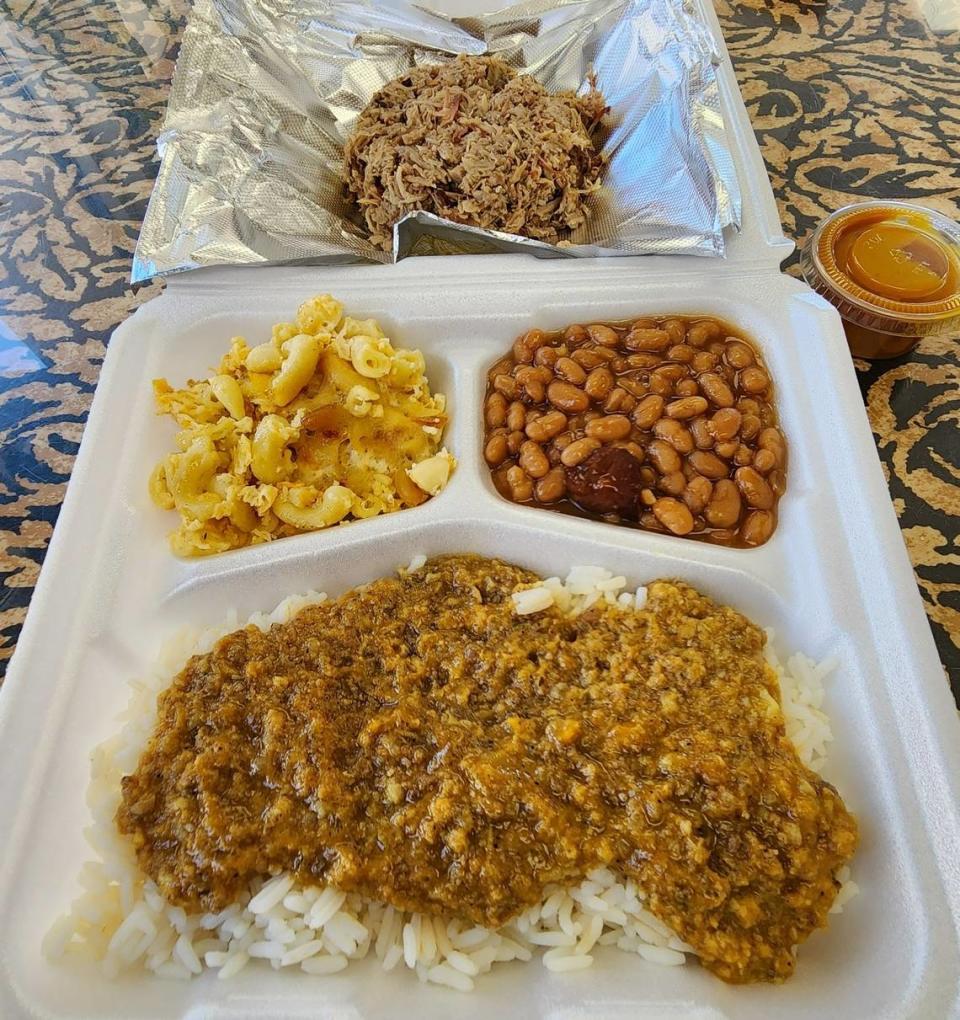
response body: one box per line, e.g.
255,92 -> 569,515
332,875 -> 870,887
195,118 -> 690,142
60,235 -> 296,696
149,295 -> 453,555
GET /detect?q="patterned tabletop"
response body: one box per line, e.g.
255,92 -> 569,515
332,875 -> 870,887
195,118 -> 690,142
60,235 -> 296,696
0,0 -> 957,697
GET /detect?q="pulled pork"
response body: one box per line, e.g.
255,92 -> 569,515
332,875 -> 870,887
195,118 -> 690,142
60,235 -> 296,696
343,55 -> 608,250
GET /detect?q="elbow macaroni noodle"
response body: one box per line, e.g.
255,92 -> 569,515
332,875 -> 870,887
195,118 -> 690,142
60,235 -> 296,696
150,295 -> 454,556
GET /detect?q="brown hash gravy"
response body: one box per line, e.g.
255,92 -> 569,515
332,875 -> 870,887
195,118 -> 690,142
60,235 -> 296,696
118,555 -> 857,983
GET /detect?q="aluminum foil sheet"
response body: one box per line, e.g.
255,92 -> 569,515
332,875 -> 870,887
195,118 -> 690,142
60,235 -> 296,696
132,0 -> 741,282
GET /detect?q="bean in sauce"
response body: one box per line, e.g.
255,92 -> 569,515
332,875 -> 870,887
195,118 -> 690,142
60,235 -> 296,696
484,316 -> 786,547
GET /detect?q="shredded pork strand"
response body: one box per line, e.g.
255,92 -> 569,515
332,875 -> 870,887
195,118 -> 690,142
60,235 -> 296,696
343,55 -> 608,250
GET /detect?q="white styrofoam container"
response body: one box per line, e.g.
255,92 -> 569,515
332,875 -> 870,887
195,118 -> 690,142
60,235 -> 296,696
1,1 -> 959,1017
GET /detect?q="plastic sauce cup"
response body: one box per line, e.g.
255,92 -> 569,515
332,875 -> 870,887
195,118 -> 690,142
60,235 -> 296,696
800,201 -> 960,359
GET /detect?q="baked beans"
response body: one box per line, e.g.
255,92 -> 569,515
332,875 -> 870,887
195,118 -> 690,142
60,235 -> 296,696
485,315 -> 786,547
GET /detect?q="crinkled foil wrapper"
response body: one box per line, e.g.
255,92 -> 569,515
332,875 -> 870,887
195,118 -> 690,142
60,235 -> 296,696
132,0 -> 741,282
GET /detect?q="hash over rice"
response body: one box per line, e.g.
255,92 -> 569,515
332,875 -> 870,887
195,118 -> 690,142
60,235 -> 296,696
44,560 -> 857,991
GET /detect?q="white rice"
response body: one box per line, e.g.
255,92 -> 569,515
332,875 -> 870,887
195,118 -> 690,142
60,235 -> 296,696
44,562 -> 857,990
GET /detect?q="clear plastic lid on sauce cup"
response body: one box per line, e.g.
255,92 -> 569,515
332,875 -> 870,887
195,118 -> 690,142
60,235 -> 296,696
800,200 -> 960,359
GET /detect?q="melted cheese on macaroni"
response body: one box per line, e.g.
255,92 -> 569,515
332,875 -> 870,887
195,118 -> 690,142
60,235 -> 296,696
149,295 -> 453,556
